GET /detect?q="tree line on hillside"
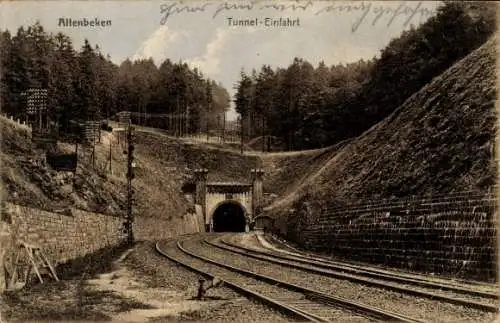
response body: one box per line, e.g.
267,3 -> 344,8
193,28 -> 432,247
0,22 -> 230,138
234,2 -> 496,151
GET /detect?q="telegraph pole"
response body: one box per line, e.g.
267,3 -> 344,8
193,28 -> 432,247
222,111 -> 226,143
109,139 -> 112,174
206,81 -> 212,142
261,116 -> 265,152
240,116 -> 244,154
92,142 -> 95,170
217,114 -> 221,143
185,106 -> 189,137
123,122 -> 135,244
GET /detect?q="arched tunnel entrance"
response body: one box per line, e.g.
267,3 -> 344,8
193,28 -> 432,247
212,202 -> 246,232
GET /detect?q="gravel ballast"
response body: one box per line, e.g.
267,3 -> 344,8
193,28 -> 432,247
128,240 -> 294,322
183,236 -> 497,323
157,238 -> 372,323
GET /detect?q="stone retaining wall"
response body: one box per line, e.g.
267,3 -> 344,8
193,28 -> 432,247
287,193 -> 497,281
2,202 -> 125,290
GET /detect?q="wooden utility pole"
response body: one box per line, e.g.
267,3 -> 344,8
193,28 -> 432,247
240,116 -> 244,154
206,113 -> 209,142
92,142 -> 95,170
217,114 -> 221,143
185,107 -> 189,137
109,139 -> 112,173
206,104 -> 210,142
176,96 -> 180,137
222,111 -> 226,143
261,115 -> 265,152
125,122 -> 135,244
38,105 -> 42,131
288,91 -> 292,151
73,141 -> 78,190
169,108 -> 173,134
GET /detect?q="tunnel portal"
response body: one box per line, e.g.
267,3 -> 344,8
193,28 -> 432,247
212,202 -> 246,232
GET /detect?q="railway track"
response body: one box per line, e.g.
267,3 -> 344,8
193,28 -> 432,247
188,234 -> 495,322
211,234 -> 498,313
156,235 -> 424,323
263,233 -> 497,290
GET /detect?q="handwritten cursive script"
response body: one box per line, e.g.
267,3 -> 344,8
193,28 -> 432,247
160,1 -> 213,25
159,0 -> 435,31
213,0 -> 313,18
315,1 -> 431,32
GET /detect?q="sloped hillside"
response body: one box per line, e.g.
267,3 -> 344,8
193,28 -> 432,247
1,117 -> 258,226
132,130 -> 259,219
247,136 -> 286,152
260,139 -> 352,205
268,36 -> 497,219
0,117 -> 124,214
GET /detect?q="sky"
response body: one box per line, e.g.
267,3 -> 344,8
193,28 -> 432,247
1,0 -> 441,120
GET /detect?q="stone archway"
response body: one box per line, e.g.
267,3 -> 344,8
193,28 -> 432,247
211,201 -> 247,232
193,168 -> 264,232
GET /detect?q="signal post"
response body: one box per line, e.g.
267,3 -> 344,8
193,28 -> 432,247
123,122 -> 135,244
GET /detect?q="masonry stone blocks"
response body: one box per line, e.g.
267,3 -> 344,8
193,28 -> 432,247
194,168 -> 264,232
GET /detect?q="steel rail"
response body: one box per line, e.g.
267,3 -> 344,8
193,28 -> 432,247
176,237 -> 424,323
262,233 -> 499,291
155,239 -> 327,322
207,237 -> 498,313
224,236 -> 498,299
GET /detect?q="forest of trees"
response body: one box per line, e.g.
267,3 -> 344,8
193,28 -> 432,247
234,2 -> 496,151
0,2 -> 495,150
0,22 -> 230,137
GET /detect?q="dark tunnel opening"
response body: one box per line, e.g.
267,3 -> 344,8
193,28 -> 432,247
212,202 -> 246,232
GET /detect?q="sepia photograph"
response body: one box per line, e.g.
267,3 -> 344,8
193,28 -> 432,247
0,1 -> 498,322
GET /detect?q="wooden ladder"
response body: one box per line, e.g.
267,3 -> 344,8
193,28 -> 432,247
8,241 -> 59,289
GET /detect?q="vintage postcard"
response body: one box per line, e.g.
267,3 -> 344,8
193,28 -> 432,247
0,1 -> 498,322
